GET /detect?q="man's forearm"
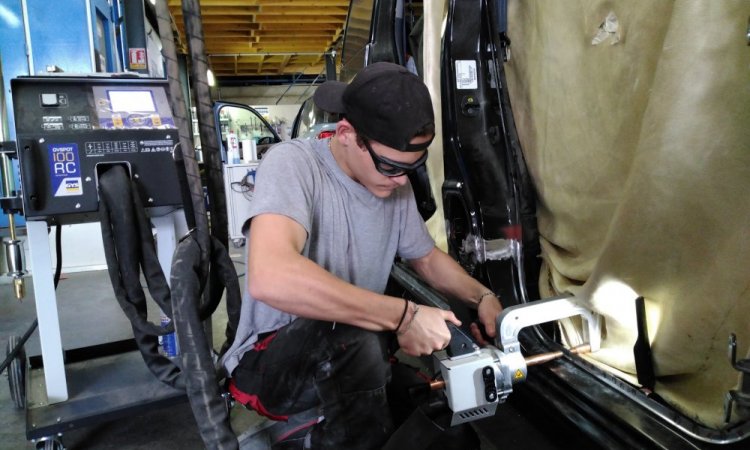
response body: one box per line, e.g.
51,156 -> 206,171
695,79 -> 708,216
247,213 -> 407,332
408,247 -> 494,307
249,251 -> 408,331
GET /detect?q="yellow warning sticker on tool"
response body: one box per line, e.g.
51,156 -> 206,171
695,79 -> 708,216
514,369 -> 525,380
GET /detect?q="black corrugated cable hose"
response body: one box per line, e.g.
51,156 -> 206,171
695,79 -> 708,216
98,165 -> 240,449
179,0 -> 234,340
180,0 -> 229,251
155,0 -> 242,446
171,232 -> 242,450
153,0 -> 209,276
98,165 -> 184,388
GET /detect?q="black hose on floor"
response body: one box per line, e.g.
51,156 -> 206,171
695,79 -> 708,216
171,233 -> 241,450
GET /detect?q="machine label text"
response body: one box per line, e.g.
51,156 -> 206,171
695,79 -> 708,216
48,143 -> 83,197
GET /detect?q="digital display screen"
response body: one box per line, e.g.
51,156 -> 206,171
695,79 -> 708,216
107,90 -> 157,112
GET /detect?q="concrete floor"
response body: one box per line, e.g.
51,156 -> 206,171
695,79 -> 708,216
0,250 -> 581,449
0,252 -> 266,450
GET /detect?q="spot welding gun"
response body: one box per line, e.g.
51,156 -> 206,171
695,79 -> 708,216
432,296 -> 601,426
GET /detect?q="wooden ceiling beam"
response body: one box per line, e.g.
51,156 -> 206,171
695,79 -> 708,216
250,31 -> 334,38
187,24 -> 339,32
181,16 -> 342,25
279,54 -> 292,72
171,6 -> 260,16
184,17 -> 260,24
259,23 -> 339,31
207,43 -> 329,53
212,66 -> 323,75
199,23 -> 261,31
167,0 -> 351,78
256,6 -> 348,15
254,15 -> 344,23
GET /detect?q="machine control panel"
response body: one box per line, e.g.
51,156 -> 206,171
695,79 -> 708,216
11,76 -> 182,223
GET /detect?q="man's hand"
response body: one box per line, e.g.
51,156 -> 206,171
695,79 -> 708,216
407,249 -> 504,347
397,305 -> 461,356
470,295 -> 503,346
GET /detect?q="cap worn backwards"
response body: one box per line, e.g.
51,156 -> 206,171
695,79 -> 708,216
313,62 -> 434,152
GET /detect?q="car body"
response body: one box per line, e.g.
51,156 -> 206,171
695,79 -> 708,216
290,96 -> 338,141
349,1 -> 750,449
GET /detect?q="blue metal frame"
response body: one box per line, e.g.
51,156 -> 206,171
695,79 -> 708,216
91,0 -> 117,72
26,0 -> 94,74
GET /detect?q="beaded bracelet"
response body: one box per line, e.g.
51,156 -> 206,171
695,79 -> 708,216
395,300 -> 410,332
476,291 -> 496,307
397,303 -> 420,336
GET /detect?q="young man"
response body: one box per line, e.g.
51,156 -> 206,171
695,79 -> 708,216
221,62 -> 502,449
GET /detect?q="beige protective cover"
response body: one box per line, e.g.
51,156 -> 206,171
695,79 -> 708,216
501,1 -> 750,427
421,0 -> 749,428
423,1 -> 449,251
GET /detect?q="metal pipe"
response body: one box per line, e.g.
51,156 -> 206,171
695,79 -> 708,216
275,72 -> 307,104
524,350 -> 563,367
1,153 -> 14,205
0,56 -> 24,300
292,70 -> 324,104
525,344 -> 591,367
84,0 -> 96,71
1,151 -> 25,300
21,0 -> 34,74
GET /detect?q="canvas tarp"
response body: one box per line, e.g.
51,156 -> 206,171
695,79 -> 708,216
503,1 -> 750,427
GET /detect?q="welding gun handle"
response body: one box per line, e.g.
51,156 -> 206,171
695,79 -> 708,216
446,322 -> 478,357
19,140 -> 41,211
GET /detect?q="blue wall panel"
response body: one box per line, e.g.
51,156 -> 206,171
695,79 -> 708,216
0,0 -> 30,138
0,1 -> 30,227
27,0 -> 93,74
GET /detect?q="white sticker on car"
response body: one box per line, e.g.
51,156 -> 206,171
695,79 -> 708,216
455,60 -> 478,90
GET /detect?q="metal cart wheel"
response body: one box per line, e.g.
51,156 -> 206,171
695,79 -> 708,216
6,335 -> 26,410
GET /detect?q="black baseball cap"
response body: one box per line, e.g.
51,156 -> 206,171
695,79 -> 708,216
313,62 -> 434,152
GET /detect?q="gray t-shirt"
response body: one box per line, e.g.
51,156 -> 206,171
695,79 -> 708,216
220,138 -> 434,375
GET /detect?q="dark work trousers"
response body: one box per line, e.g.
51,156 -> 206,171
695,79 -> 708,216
232,319 -> 394,449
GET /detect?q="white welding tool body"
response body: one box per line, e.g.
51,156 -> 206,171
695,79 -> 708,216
433,296 -> 601,426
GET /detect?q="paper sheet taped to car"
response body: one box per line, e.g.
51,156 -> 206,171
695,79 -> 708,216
11,76 -> 182,223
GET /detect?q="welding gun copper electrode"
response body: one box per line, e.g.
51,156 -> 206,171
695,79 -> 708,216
429,344 -> 592,391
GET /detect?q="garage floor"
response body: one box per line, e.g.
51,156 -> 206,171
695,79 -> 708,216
0,253 -> 587,449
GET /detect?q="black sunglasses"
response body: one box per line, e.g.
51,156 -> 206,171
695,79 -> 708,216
361,137 -> 429,177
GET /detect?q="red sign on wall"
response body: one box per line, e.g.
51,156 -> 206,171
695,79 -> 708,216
129,48 -> 147,70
